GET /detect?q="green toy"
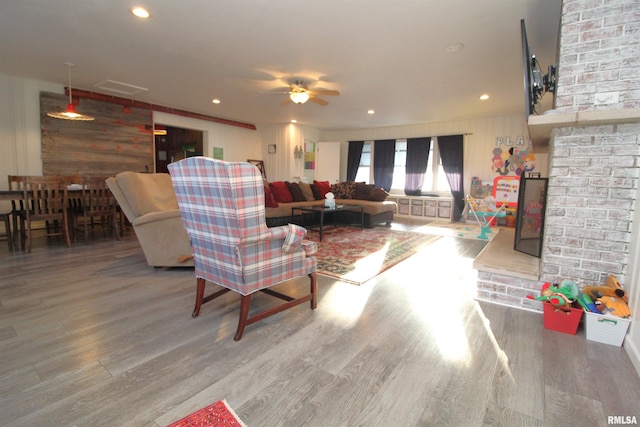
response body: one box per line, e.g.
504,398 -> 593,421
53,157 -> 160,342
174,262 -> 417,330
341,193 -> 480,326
527,280 -> 579,307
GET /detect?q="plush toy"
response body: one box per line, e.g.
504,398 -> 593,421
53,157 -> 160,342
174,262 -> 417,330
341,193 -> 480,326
527,280 -> 579,308
598,295 -> 631,318
582,274 -> 627,303
576,292 -> 599,313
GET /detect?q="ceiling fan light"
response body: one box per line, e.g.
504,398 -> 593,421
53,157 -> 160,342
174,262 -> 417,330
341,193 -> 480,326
289,91 -> 310,104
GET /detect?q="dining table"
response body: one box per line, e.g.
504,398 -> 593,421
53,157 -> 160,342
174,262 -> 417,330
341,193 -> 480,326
0,188 -> 84,201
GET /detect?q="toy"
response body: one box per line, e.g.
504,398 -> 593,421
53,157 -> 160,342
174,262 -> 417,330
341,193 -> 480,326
598,295 -> 631,318
527,280 -> 579,308
582,274 -> 627,303
576,292 -> 599,313
464,195 -> 507,239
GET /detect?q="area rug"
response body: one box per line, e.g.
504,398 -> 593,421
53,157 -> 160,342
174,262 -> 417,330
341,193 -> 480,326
413,220 -> 502,241
306,227 -> 440,285
167,400 -> 247,427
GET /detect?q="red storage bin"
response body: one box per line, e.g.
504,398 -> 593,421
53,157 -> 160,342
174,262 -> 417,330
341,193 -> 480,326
543,302 -> 583,335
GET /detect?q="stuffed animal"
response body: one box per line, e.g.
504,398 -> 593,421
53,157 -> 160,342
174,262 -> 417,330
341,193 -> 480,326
582,274 -> 627,303
598,295 -> 631,318
527,280 -> 579,308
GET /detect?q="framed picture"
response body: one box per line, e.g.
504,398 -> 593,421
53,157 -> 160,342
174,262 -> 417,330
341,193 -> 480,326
268,144 -> 277,154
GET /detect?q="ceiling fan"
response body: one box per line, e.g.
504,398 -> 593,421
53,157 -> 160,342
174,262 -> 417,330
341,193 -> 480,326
277,80 -> 340,106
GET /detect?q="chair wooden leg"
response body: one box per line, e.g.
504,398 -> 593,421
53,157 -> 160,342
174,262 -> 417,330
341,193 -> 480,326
192,277 -> 206,317
18,216 -> 25,251
62,212 -> 71,248
83,211 -> 89,244
309,272 -> 318,309
1,215 -> 12,251
26,222 -> 32,253
234,294 -> 252,341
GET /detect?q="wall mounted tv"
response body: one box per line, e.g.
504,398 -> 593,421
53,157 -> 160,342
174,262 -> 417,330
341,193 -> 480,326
521,19 -> 557,117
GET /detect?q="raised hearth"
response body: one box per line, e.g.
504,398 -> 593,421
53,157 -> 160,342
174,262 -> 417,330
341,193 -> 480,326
473,228 -> 543,312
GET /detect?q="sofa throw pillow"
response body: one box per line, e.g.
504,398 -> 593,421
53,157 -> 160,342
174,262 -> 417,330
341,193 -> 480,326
285,181 -> 307,202
298,181 -> 316,201
313,180 -> 331,199
264,185 -> 279,208
269,181 -> 293,203
310,184 -> 322,200
353,183 -> 376,200
331,181 -> 358,199
368,188 -> 389,202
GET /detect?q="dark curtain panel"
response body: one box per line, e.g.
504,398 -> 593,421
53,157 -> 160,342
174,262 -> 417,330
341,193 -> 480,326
346,141 -> 365,181
404,137 -> 431,195
373,139 -> 396,191
437,135 -> 465,221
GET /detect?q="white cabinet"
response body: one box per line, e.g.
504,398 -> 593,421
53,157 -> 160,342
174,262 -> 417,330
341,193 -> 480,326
387,195 -> 453,222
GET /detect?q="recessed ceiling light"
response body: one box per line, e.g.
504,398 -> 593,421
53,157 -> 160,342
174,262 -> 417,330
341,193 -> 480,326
367,109 -> 375,115
445,43 -> 464,53
131,7 -> 150,18
480,94 -> 489,100
212,98 -> 221,104
291,119 -> 297,123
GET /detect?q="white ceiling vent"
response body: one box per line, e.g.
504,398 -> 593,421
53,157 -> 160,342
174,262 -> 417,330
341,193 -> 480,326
93,79 -> 148,96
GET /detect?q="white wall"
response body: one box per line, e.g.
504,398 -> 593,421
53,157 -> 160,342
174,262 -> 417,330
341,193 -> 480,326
0,74 -> 63,187
257,124 -> 321,182
622,182 -> 640,374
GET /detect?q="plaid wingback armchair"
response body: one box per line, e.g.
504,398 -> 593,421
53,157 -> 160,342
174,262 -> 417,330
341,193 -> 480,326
168,157 -> 318,340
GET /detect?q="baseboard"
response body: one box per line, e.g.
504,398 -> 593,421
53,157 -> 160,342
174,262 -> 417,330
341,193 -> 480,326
625,327 -> 640,378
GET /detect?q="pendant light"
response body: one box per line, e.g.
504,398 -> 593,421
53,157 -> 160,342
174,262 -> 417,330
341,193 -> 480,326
47,63 -> 95,121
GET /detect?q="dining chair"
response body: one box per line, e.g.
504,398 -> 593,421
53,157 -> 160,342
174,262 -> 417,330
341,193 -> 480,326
8,175 -> 27,249
23,175 -> 71,252
65,174 -> 84,214
0,210 -> 12,250
168,157 -> 318,341
70,176 -> 119,243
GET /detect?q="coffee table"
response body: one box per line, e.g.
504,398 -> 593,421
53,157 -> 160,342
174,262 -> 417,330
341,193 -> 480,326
291,204 -> 364,241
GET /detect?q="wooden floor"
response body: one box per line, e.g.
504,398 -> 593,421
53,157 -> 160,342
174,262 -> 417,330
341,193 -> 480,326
1,221 -> 639,427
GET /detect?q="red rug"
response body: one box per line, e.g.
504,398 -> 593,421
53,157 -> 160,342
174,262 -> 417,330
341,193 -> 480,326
307,227 -> 440,285
167,400 -> 247,427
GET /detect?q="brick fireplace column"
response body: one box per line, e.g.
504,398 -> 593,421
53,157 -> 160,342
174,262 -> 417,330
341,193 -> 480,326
530,0 -> 640,287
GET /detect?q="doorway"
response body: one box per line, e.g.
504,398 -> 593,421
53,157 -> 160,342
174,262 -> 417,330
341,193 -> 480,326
154,125 -> 203,173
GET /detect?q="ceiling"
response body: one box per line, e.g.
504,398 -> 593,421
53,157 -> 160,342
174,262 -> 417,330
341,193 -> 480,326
0,0 -> 562,131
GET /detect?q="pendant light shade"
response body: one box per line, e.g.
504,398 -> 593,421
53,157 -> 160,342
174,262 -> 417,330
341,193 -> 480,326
47,63 -> 95,121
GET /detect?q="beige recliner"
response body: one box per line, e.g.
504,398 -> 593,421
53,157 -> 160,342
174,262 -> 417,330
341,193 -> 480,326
106,172 -> 193,267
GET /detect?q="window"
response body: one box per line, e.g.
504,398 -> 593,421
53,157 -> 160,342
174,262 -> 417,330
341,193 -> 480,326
354,138 -> 449,194
354,142 -> 372,183
389,137 -> 449,194
423,137 -> 450,193
391,140 -> 408,190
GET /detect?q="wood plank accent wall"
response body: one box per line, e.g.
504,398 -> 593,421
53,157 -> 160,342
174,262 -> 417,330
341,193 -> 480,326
40,92 -> 153,176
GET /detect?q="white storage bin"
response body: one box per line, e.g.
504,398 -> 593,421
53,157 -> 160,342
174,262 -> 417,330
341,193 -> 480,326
585,312 -> 631,347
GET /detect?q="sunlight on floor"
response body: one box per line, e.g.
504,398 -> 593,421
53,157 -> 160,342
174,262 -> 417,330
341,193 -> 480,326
321,280 -> 375,327
473,301 -> 514,383
406,261 -> 471,364
341,241 -> 390,284
403,238 -> 485,364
